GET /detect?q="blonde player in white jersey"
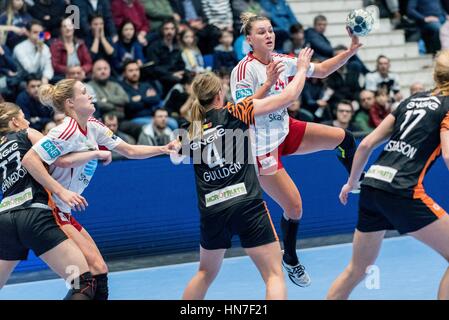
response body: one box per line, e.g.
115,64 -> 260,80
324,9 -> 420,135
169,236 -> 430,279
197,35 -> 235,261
231,13 -> 362,287
22,79 -> 173,300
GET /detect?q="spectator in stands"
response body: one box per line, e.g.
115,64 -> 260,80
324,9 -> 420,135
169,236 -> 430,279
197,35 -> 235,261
200,0 -> 233,31
305,15 -> 334,61
364,55 -> 402,102
0,43 -> 18,97
440,0 -> 449,50
0,0 -> 32,49
53,111 -> 65,125
42,120 -> 56,135
121,60 -> 163,123
179,27 -> 205,73
137,108 -> 175,146
301,75 -> 333,122
287,99 -> 314,122
145,19 -> 186,95
170,0 -> 223,55
364,0 -> 402,28
218,68 -> 233,104
322,100 -> 364,137
50,18 -> 93,80
113,21 -> 145,73
72,0 -> 118,42
354,90 -> 376,133
89,59 -> 129,119
111,0 -> 149,46
103,112 -> 136,160
283,23 -> 306,55
27,0 -> 66,37
85,15 -> 115,63
163,70 -> 194,121
369,88 -> 391,127
409,81 -> 425,96
213,29 -> 238,71
15,73 -> 53,131
13,20 -> 53,84
407,0 -> 445,54
326,45 -> 365,108
142,0 -> 181,33
231,0 -> 264,32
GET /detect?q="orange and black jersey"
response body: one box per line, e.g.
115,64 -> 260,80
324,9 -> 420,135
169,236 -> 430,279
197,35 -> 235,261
0,130 -> 50,212
363,91 -> 449,197
179,97 -> 262,216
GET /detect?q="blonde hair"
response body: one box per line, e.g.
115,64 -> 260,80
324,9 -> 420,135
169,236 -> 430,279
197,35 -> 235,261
240,12 -> 270,36
433,50 -> 449,96
39,79 -> 77,114
189,72 -> 222,140
0,102 -> 21,136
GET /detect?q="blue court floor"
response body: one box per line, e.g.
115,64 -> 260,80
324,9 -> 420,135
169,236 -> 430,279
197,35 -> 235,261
0,236 -> 446,300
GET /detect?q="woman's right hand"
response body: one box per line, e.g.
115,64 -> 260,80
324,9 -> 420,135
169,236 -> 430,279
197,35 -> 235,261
265,60 -> 285,87
296,47 -> 314,71
97,150 -> 112,166
57,189 -> 88,211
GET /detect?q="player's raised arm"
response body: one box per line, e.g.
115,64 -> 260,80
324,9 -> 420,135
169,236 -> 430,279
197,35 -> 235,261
253,48 -> 313,116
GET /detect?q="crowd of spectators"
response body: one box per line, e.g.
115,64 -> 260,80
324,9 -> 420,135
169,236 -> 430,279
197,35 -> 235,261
0,0 -> 437,158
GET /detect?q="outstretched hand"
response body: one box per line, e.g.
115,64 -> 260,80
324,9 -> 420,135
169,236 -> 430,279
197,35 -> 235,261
346,27 -> 363,54
296,47 -> 314,71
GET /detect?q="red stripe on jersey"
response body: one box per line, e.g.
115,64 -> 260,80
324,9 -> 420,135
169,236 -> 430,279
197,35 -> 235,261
237,56 -> 250,81
61,123 -> 77,140
59,120 -> 76,140
88,117 -> 106,127
58,119 -> 75,139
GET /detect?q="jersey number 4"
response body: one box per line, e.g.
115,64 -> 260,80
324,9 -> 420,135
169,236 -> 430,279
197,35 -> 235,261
399,109 -> 427,139
206,143 -> 224,168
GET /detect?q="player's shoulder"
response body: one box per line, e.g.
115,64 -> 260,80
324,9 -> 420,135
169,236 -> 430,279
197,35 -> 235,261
87,117 -> 107,129
232,53 -> 257,79
50,116 -> 79,141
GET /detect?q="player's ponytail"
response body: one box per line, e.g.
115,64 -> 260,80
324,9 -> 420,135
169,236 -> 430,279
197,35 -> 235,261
433,50 -> 449,96
39,79 -> 77,114
240,12 -> 270,35
188,72 -> 222,140
0,102 -> 21,137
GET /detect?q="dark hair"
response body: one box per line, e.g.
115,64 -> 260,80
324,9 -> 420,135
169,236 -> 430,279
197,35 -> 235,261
314,15 -> 327,25
289,23 -> 304,34
25,73 -> 41,84
153,107 -> 168,117
26,19 -> 44,31
123,59 -> 139,71
103,112 -> 118,122
337,99 -> 353,110
89,13 -> 104,24
376,55 -> 389,63
119,20 -> 137,42
181,70 -> 195,85
160,18 -> 177,35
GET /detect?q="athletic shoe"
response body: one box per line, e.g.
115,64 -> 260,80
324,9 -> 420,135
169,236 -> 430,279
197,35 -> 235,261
282,256 -> 311,287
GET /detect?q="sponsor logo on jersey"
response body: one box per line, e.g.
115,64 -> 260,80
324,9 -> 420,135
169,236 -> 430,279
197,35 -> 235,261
84,159 -> 98,177
190,126 -> 226,151
0,187 -> 33,213
205,182 -> 247,207
203,122 -> 213,129
384,140 -> 418,159
406,96 -> 440,111
268,109 -> 287,122
41,140 -> 62,159
236,88 -> 253,100
365,165 -> 398,183
0,140 -> 18,160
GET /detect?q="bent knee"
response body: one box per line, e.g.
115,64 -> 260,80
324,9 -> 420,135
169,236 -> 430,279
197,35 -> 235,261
86,255 -> 108,275
284,202 -> 303,220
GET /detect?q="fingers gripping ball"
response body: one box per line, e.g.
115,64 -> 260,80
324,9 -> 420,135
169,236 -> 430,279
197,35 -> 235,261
346,9 -> 374,36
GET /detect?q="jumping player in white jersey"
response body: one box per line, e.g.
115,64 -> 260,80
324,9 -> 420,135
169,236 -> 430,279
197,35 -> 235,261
231,13 -> 362,287
22,79 -> 173,300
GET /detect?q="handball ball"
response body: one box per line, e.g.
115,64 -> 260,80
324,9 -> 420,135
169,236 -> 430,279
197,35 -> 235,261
346,9 -> 374,36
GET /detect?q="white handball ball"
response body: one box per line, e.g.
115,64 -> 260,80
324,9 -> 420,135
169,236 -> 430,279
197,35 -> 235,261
346,9 -> 375,36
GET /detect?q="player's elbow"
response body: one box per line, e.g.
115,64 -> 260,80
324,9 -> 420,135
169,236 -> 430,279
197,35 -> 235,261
359,137 -> 374,152
53,157 -> 72,168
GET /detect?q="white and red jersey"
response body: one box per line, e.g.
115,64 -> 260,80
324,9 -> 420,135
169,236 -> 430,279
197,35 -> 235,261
32,116 -> 123,213
230,52 -> 315,156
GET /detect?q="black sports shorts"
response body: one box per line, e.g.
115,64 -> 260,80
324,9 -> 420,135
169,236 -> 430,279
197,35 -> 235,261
200,199 -> 278,250
0,207 -> 68,261
357,185 -> 446,234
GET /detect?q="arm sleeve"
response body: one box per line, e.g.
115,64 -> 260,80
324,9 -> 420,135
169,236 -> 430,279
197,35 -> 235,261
32,124 -> 75,165
225,97 -> 255,126
91,120 -> 123,150
441,111 -> 449,132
